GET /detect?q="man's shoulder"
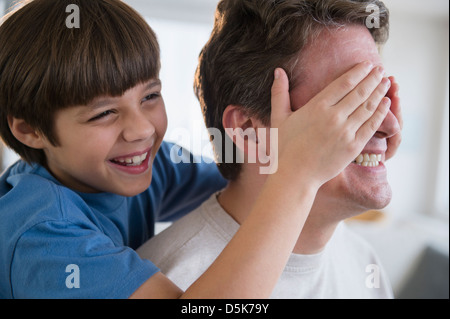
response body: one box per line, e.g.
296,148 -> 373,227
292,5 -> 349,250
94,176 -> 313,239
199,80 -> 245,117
137,203 -> 209,263
323,222 -> 394,298
137,193 -> 232,266
137,194 -> 232,291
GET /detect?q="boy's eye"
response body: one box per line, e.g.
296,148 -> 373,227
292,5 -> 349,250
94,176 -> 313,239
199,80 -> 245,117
89,110 -> 114,122
142,92 -> 160,103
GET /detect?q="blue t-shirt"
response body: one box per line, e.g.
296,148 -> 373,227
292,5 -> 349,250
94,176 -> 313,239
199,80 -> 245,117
0,142 -> 227,299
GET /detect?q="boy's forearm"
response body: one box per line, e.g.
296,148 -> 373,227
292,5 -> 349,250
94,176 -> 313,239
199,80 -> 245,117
181,168 -> 318,299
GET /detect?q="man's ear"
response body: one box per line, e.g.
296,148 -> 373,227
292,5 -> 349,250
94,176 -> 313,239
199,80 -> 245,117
222,105 -> 260,156
7,116 -> 45,149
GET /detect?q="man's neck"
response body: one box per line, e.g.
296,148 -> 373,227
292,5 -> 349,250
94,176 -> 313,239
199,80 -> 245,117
217,170 -> 339,255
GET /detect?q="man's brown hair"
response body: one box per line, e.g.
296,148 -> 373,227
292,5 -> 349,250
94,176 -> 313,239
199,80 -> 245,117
195,0 -> 389,180
0,0 -> 160,166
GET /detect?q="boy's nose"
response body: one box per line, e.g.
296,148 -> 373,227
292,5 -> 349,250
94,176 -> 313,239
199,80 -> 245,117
122,110 -> 156,142
375,109 -> 401,139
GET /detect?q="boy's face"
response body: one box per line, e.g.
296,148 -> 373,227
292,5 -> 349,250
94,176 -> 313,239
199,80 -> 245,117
41,79 -> 167,197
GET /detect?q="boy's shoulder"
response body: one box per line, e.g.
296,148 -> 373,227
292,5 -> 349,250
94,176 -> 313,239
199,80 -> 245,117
0,161 -> 94,229
0,161 -> 158,299
2,160 -> 65,204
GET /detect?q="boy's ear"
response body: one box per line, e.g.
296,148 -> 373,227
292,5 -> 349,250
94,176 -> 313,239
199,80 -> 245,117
222,105 -> 260,154
7,116 -> 46,150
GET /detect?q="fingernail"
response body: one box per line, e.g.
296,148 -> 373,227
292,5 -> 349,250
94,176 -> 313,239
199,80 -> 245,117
274,69 -> 281,80
363,60 -> 373,69
377,66 -> 386,76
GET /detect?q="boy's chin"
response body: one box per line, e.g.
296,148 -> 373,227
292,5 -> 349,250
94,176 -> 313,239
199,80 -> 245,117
109,173 -> 153,197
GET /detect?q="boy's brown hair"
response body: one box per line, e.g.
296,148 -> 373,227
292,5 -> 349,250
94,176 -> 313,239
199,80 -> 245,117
195,0 -> 390,180
0,0 -> 160,166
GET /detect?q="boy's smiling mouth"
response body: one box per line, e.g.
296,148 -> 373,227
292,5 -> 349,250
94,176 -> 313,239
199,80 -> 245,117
107,148 -> 153,175
110,152 -> 149,167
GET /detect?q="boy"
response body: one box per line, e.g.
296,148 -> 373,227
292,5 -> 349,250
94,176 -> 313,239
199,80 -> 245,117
138,0 -> 402,298
0,0 -> 391,298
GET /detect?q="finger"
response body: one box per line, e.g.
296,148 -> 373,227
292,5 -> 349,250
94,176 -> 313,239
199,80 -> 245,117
336,66 -> 385,117
270,68 -> 292,128
385,132 -> 402,161
385,76 -> 403,161
309,61 -> 374,107
387,76 -> 403,129
386,76 -> 398,99
347,77 -> 391,128
355,97 -> 391,145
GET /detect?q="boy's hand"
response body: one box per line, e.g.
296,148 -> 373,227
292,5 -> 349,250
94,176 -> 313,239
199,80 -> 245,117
385,76 -> 403,161
271,62 -> 391,188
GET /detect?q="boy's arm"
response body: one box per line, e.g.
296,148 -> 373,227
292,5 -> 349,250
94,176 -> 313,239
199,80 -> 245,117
131,62 -> 391,298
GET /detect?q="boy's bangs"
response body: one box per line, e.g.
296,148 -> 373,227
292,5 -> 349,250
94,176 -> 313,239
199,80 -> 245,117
44,0 -> 160,108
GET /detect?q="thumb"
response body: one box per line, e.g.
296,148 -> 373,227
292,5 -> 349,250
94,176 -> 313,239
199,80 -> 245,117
271,68 -> 292,128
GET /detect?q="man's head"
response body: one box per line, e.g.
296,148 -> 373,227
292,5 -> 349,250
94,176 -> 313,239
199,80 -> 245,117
0,0 -> 160,166
195,0 -> 390,181
0,0 -> 167,196
196,0 -> 401,215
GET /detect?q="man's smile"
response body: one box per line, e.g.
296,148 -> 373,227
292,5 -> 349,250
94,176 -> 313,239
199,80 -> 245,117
353,152 -> 383,167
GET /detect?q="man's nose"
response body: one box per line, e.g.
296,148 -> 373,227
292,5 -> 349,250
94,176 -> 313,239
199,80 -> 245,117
375,109 -> 401,139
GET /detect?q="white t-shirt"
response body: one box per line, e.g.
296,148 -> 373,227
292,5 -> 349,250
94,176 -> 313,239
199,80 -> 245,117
138,193 -> 393,299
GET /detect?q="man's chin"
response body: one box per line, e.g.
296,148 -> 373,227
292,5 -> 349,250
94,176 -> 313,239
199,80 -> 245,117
357,187 -> 392,212
315,177 -> 392,221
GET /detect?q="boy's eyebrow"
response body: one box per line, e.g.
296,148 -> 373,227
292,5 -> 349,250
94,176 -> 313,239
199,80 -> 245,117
86,79 -> 162,110
146,79 -> 162,89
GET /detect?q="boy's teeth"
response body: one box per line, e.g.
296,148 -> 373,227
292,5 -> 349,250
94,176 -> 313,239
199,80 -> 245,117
114,152 -> 148,166
354,153 -> 382,167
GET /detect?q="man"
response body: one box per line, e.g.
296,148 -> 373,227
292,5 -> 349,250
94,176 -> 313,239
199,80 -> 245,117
138,0 -> 402,298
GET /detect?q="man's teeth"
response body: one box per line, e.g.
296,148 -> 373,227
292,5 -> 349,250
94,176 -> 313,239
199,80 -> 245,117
114,152 -> 148,166
354,153 -> 382,167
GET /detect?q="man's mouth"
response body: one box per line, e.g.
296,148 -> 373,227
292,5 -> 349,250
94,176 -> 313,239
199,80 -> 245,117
110,152 -> 149,167
353,153 -> 383,167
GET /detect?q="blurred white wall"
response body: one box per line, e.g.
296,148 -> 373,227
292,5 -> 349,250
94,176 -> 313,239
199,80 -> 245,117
382,0 -> 449,219
361,0 -> 449,296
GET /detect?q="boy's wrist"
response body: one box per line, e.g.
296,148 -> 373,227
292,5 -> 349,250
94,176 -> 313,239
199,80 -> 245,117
265,159 -> 321,201
275,149 -> 323,188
